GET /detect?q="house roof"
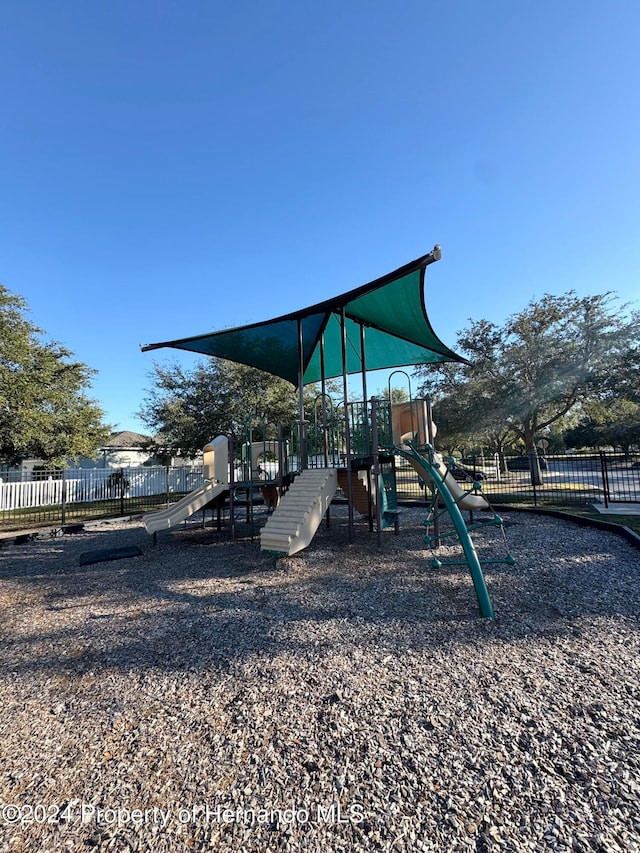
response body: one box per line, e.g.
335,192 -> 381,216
103,431 -> 151,449
141,248 -> 466,387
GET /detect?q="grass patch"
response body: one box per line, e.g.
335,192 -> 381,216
557,507 -> 640,536
0,496 -> 177,533
493,501 -> 640,537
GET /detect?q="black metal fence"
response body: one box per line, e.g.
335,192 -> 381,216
1,452 -> 639,532
0,465 -> 204,532
395,451 -> 640,506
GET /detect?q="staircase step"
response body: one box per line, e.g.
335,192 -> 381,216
260,468 -> 338,557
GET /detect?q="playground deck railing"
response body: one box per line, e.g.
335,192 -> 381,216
1,452 -> 639,532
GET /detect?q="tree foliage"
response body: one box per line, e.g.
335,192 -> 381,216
564,399 -> 640,454
139,357 -> 320,457
0,285 -> 111,465
416,292 -> 640,477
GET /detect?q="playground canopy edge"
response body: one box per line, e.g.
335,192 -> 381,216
141,248 -> 468,387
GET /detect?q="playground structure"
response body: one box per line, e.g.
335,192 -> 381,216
141,247 -> 513,618
142,397 -> 511,619
142,424 -> 291,538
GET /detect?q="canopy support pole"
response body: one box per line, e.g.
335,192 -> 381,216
320,333 -> 329,468
371,397 -> 383,549
320,331 -> 331,527
359,324 -> 368,413
297,318 -> 307,470
360,322 -> 375,532
340,308 -> 354,543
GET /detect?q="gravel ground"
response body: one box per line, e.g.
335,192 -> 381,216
1,506 -> 639,853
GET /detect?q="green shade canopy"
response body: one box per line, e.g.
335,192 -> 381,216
141,247 -> 466,387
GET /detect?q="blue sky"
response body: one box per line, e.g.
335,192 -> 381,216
2,1 -> 639,435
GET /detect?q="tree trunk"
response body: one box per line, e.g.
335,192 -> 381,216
528,450 -> 543,486
523,424 -> 544,486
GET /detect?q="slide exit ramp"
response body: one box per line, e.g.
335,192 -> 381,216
260,468 -> 338,558
395,442 -> 496,619
142,481 -> 228,535
143,435 -> 229,536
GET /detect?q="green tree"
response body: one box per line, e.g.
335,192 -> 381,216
418,361 -> 518,470
564,416 -> 602,450
430,391 -> 477,456
565,399 -> 640,454
0,285 -> 111,466
372,384 -> 410,404
139,357 -> 313,457
416,292 -> 639,483
604,311 -> 640,405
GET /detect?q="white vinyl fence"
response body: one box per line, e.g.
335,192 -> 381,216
0,466 -> 204,511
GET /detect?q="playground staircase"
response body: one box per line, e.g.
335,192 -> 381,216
260,468 -> 338,557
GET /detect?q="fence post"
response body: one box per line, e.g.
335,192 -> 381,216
599,452 -> 610,508
61,468 -> 67,526
531,469 -> 538,507
165,466 -> 170,508
120,467 -> 125,516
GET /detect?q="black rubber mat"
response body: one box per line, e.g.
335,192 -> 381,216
79,545 -> 143,566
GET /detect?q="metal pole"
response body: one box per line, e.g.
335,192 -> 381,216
297,318 -> 307,471
277,423 -> 284,497
61,468 -> 67,527
600,451 -> 610,509
229,437 -> 236,540
359,325 -> 368,404
359,325 -> 369,456
247,414 -> 253,530
319,333 -> 331,528
320,333 -> 329,469
340,307 -> 354,543
371,397 -> 383,549
425,397 -> 440,547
